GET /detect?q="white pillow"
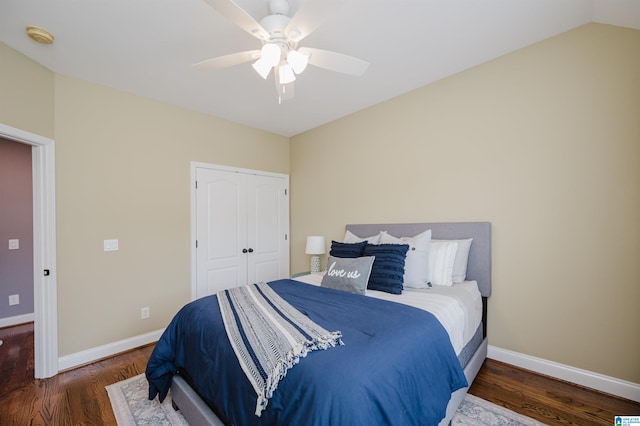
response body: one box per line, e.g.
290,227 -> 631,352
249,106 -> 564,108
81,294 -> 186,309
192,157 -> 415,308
432,238 -> 472,283
379,229 -> 431,289
343,230 -> 382,245
428,240 -> 458,286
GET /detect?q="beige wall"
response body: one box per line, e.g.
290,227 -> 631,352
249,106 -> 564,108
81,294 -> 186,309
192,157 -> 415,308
291,23 -> 640,383
1,42 -> 289,356
0,43 -> 54,138
53,76 -> 289,355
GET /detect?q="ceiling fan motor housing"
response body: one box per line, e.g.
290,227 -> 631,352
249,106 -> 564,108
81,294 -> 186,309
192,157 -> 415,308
268,0 -> 290,16
260,14 -> 291,39
260,14 -> 297,57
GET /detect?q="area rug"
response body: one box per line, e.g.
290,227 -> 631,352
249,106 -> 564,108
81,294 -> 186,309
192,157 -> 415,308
107,374 -> 546,426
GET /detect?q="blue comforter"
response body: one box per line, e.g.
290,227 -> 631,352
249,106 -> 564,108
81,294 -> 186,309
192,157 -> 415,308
146,279 -> 467,425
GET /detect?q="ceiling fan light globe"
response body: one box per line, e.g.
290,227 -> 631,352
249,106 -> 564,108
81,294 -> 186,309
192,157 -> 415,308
252,57 -> 273,79
287,50 -> 308,74
261,43 -> 282,67
278,63 -> 296,84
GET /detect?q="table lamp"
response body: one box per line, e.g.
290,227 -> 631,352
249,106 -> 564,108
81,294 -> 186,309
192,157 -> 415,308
305,236 -> 326,273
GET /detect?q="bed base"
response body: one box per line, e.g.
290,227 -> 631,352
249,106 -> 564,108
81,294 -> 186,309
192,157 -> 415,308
170,336 -> 488,426
171,374 -> 224,426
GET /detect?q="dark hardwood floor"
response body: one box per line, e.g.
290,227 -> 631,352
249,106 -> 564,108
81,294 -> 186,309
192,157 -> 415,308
1,322 -> 638,425
0,322 -> 153,425
468,359 -> 640,425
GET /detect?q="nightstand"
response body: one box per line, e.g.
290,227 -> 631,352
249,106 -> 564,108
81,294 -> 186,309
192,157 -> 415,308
291,271 -> 310,279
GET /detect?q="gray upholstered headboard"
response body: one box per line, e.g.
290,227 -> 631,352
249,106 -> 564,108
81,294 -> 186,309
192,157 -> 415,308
345,222 -> 492,298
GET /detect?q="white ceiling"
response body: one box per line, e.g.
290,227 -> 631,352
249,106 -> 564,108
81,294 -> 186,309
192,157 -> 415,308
1,0 -> 639,137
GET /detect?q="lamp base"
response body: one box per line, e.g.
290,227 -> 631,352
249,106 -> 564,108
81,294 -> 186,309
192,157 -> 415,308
310,255 -> 321,273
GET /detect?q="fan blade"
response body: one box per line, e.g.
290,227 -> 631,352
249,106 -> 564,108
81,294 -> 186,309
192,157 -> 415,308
193,50 -> 261,71
285,0 -> 343,42
299,47 -> 369,76
202,0 -> 269,40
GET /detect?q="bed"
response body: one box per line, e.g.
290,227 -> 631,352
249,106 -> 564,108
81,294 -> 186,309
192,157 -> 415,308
146,222 -> 491,426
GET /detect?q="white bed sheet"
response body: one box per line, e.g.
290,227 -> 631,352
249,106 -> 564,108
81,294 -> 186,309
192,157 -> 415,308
293,273 -> 482,355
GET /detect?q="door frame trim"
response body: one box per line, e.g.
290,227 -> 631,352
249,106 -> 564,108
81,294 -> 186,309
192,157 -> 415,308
0,123 -> 58,378
190,162 -> 289,300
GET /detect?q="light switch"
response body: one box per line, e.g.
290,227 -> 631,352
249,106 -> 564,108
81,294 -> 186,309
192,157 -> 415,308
8,239 -> 19,250
104,239 -> 119,252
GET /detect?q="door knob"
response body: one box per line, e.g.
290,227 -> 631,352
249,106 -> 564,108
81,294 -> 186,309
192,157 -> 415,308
242,248 -> 248,253
248,248 -> 254,253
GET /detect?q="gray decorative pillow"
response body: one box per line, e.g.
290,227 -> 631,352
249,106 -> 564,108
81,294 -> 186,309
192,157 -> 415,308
321,256 -> 375,295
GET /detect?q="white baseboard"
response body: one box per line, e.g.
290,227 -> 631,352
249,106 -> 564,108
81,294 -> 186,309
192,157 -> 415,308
488,345 -> 640,403
50,336 -> 640,402
58,328 -> 165,372
0,313 -> 35,328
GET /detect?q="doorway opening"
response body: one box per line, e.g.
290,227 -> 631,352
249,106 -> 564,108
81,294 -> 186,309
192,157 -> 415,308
0,123 -> 58,378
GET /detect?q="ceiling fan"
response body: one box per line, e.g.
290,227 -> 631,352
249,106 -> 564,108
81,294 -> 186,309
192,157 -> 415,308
194,0 -> 369,103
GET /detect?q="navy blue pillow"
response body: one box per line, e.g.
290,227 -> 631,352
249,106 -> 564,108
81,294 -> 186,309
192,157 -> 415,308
329,240 -> 367,258
363,243 -> 409,295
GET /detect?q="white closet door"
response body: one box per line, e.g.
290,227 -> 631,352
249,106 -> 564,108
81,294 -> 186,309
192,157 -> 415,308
196,168 -> 248,298
248,174 -> 289,284
195,166 -> 289,299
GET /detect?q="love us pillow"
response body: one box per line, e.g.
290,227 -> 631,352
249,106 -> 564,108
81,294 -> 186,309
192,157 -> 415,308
321,256 -> 375,295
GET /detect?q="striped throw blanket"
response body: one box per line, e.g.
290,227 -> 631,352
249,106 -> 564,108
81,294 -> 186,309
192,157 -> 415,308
218,282 -> 343,416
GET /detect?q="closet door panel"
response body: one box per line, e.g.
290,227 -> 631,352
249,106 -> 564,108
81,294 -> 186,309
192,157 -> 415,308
247,175 -> 288,284
196,169 -> 248,297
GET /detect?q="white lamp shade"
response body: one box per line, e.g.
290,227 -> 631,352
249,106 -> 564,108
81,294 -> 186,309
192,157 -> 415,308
252,57 -> 273,79
287,49 -> 309,74
252,43 -> 281,79
261,43 -> 281,66
278,63 -> 296,84
305,236 -> 326,255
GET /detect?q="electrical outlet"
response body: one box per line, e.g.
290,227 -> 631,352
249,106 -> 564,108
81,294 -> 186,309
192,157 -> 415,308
9,294 -> 19,306
140,307 -> 150,319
